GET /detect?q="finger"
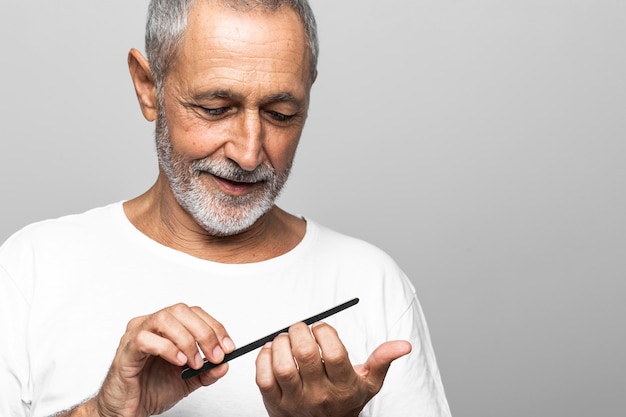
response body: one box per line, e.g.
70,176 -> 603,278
122,328 -> 189,368
190,306 -> 236,354
192,363 -> 229,388
255,342 -> 281,401
137,303 -> 227,369
358,340 -> 412,390
289,322 -> 326,382
270,333 -> 302,397
169,304 -> 222,366
182,306 -> 235,368
310,322 -> 354,383
163,303 -> 232,367
140,305 -> 207,369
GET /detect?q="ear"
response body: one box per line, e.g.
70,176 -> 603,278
128,48 -> 158,121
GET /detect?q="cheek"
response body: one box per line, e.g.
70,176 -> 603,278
265,132 -> 301,173
166,112 -> 227,159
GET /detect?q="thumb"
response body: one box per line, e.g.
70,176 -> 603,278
356,340 -> 412,389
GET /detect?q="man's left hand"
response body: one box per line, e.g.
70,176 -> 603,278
255,321 -> 412,417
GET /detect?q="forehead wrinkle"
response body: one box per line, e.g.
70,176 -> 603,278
186,2 -> 307,50
182,4 -> 310,71
169,2 -> 312,104
183,55 -> 308,96
197,36 -> 307,70
180,35 -> 308,90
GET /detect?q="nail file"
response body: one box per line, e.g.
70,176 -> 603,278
181,297 -> 360,380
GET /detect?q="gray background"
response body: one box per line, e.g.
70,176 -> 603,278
1,1 -> 624,416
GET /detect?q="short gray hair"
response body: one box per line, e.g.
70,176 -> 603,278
145,0 -> 319,91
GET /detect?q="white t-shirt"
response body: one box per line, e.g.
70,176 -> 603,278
0,202 -> 451,417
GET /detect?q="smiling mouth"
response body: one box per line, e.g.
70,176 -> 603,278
208,171 -> 263,185
208,173 -> 263,195
222,176 -> 260,185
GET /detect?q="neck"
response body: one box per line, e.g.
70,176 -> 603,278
124,176 -> 305,263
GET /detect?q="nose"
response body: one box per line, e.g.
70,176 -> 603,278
224,109 -> 265,172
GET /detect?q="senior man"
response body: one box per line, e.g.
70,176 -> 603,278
0,1 -> 451,416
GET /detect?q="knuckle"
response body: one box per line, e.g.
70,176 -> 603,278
126,315 -> 146,331
189,305 -> 204,316
208,321 -> 226,336
310,390 -> 332,408
273,360 -> 297,380
133,329 -> 151,348
294,343 -> 321,363
148,311 -> 173,334
169,302 -> 190,314
321,345 -> 345,365
197,330 -> 218,343
120,329 -> 154,357
190,306 -> 226,333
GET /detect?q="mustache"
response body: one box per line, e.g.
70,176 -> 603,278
191,158 -> 275,183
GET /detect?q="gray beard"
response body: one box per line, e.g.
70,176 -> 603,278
154,109 -> 291,237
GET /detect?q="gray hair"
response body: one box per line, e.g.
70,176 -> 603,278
145,0 -> 319,91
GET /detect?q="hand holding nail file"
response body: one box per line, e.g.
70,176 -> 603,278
181,297 -> 360,380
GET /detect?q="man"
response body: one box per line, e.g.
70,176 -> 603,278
0,0 -> 451,416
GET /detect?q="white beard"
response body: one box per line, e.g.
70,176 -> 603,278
155,108 -> 291,237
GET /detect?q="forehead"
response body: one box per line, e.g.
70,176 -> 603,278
168,1 -> 311,93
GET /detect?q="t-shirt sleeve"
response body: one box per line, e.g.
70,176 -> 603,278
0,263 -> 31,417
364,292 -> 452,417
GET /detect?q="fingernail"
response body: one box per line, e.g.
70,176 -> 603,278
263,341 -> 272,349
213,346 -> 224,362
177,351 -> 188,365
194,352 -> 203,368
223,337 -> 235,352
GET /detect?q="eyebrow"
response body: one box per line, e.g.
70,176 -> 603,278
192,90 -> 304,107
260,92 -> 306,111
262,92 -> 299,104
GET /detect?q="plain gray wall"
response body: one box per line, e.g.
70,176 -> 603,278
1,1 -> 624,416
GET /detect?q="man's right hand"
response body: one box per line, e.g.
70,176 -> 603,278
65,303 -> 235,417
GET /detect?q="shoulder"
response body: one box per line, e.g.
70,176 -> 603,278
2,202 -> 123,246
301,219 -> 416,305
305,219 -> 402,269
0,202 -> 125,270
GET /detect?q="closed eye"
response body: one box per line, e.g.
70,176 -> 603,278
201,107 -> 230,117
265,110 -> 296,123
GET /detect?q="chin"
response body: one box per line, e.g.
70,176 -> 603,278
191,204 -> 272,237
